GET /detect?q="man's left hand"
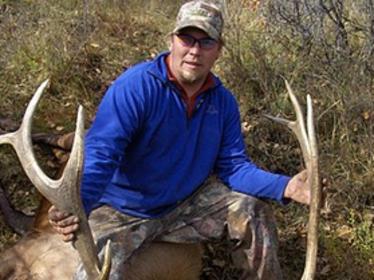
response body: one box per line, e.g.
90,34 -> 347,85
284,170 -> 311,205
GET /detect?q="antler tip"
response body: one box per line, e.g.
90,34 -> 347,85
98,239 -> 112,280
40,78 -> 50,88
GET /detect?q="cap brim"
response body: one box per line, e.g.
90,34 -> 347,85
173,20 -> 220,41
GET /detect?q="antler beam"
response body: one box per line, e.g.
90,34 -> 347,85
265,80 -> 321,280
0,80 -> 111,279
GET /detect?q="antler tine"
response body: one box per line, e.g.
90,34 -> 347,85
0,80 -> 48,146
0,80 -> 111,279
0,79 -> 56,190
56,106 -> 111,279
52,105 -> 101,278
306,95 -> 317,159
263,113 -> 291,127
301,95 -> 321,280
264,80 -> 311,168
284,80 -> 311,166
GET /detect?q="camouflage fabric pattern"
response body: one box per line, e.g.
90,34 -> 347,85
173,1 -> 224,40
74,178 -> 282,279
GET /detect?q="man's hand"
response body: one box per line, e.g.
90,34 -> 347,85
48,205 -> 79,242
284,170 -> 311,205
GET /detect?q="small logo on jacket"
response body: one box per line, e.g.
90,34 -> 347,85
206,104 -> 218,114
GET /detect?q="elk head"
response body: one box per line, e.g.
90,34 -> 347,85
265,80 -> 321,280
0,80 -> 111,279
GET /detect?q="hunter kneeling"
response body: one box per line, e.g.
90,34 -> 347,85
49,1 -> 311,279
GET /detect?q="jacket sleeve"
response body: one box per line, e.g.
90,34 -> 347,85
214,95 -> 290,203
81,80 -> 145,214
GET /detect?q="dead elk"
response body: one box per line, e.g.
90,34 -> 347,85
0,197 -> 202,280
0,199 -> 80,279
0,80 -> 203,280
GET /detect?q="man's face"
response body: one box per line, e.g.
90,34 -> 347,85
169,27 -> 221,86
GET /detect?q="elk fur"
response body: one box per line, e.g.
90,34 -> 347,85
0,198 -> 203,280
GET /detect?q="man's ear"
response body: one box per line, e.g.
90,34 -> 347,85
168,34 -> 174,51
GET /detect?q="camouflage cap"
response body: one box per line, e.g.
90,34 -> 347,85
173,1 -> 224,41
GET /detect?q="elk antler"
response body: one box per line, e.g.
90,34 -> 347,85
0,80 -> 111,279
265,80 -> 321,280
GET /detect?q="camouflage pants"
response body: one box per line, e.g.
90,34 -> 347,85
74,178 -> 282,279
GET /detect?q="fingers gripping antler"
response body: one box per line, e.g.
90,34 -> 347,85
0,80 -> 111,280
265,80 -> 321,280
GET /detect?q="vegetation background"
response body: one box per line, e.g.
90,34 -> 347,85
0,0 -> 373,279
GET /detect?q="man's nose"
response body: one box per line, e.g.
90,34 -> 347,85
189,41 -> 202,54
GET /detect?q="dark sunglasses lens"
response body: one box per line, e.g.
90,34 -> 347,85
177,34 -> 195,47
176,34 -> 217,49
200,38 -> 217,49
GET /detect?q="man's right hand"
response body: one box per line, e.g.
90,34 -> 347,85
48,205 -> 80,242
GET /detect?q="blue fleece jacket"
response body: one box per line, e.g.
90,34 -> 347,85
81,52 -> 290,218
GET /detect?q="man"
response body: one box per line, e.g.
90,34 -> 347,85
49,1 -> 310,279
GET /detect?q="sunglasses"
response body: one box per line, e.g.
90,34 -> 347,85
175,33 -> 218,50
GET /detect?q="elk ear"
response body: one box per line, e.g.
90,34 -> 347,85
33,197 -> 53,232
